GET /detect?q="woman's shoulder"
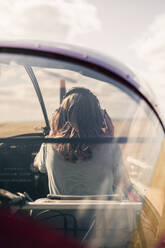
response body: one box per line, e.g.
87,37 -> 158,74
94,142 -> 120,153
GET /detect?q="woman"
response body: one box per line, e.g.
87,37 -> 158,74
34,87 -> 130,196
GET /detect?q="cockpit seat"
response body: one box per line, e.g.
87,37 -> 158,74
29,196 -> 142,248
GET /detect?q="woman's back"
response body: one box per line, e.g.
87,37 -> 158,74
37,142 -> 124,195
35,87 -> 129,196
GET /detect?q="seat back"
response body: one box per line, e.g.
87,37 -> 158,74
27,198 -> 142,248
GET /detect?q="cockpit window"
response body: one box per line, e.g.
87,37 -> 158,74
0,53 -> 164,189
0,52 -> 164,248
0,62 -> 45,137
32,61 -> 163,191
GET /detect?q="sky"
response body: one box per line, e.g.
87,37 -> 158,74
0,0 -> 165,116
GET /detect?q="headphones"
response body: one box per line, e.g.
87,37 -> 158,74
61,87 -> 114,135
63,87 -> 98,100
63,87 -> 105,122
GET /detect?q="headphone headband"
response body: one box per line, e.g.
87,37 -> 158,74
63,87 -> 96,100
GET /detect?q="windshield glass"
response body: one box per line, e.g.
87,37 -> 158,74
0,52 -> 164,248
0,62 -> 45,137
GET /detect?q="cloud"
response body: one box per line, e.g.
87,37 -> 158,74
0,0 -> 100,122
0,0 -> 101,42
134,14 -> 165,67
133,13 -> 165,116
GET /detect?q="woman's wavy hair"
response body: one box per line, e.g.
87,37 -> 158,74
49,87 -> 114,163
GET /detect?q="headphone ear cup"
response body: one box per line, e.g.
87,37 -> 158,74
101,109 -> 105,119
100,109 -> 105,126
101,109 -> 114,136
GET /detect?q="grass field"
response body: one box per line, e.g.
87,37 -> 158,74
0,122 -> 44,137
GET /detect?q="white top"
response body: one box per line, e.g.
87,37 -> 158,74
36,143 -> 127,195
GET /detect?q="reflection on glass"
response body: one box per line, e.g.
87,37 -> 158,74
0,53 -> 164,248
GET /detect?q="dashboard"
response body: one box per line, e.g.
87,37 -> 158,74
0,142 -> 48,199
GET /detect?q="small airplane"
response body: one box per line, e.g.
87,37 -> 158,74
0,41 -> 165,248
